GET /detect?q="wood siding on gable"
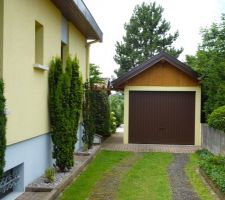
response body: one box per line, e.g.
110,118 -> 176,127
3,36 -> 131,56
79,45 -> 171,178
127,62 -> 199,87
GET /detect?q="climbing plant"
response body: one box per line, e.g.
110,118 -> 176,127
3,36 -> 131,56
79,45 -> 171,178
48,56 -> 83,171
0,79 -> 6,178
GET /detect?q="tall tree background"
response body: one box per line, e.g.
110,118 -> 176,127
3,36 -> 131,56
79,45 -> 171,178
186,14 -> 225,121
114,2 -> 183,77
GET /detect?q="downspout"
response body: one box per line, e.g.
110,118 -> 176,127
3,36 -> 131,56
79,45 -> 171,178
85,40 -> 100,81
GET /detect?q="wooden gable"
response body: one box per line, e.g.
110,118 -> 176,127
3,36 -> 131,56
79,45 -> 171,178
126,61 -> 199,87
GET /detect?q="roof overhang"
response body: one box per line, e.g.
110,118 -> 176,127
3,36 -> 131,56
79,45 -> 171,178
112,51 -> 199,90
51,0 -> 103,42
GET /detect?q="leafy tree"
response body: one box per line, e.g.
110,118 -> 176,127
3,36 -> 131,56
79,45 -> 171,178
110,93 -> 124,127
186,14 -> 225,120
48,56 -> 83,171
114,2 -> 183,77
0,80 -> 6,178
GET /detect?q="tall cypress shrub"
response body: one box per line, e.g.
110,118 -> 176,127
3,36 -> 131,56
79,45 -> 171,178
0,79 -> 6,178
82,82 -> 95,148
49,56 -> 82,171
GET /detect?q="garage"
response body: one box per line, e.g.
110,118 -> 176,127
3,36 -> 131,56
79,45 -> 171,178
129,91 -> 195,145
112,52 -> 201,146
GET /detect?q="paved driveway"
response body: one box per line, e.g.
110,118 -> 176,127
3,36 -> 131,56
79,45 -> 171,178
102,130 -> 201,153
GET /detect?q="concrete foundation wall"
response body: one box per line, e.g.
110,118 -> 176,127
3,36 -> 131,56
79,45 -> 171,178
202,124 -> 225,155
4,133 -> 52,191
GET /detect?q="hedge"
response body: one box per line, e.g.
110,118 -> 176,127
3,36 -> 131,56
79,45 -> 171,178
91,90 -> 110,137
208,105 -> 225,133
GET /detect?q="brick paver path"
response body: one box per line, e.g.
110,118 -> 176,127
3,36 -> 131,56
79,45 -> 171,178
102,131 -> 201,153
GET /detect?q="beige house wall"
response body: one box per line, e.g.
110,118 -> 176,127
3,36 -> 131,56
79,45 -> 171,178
3,0 -> 88,145
68,23 -> 87,81
0,0 -> 3,77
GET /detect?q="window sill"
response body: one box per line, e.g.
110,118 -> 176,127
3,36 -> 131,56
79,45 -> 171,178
33,63 -> 49,71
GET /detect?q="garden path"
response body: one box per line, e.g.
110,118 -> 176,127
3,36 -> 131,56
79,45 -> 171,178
168,154 -> 200,200
88,153 -> 142,200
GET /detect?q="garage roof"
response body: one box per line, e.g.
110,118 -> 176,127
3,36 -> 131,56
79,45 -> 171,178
112,51 -> 198,89
51,0 -> 103,42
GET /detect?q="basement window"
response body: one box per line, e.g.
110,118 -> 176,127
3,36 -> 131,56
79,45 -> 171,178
0,164 -> 23,199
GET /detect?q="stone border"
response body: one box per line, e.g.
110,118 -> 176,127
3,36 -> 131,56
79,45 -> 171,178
26,187 -> 52,192
199,168 -> 224,200
39,145 -> 101,200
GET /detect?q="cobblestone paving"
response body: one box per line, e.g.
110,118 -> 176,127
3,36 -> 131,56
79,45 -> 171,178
168,154 -> 200,200
102,132 -> 201,153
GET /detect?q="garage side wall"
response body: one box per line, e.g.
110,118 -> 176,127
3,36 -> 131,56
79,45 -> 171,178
124,86 -> 201,146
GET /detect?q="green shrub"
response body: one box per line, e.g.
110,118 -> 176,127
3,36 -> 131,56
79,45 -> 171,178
48,56 -> 83,171
110,111 -> 117,133
0,80 -> 6,179
44,167 -> 55,183
197,149 -> 225,193
208,105 -> 225,132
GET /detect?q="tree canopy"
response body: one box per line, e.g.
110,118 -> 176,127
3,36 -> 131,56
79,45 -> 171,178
90,63 -> 104,86
186,14 -> 225,120
114,2 -> 183,77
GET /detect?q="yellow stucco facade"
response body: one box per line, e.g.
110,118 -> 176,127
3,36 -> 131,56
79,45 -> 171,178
2,0 -> 89,145
124,86 -> 201,146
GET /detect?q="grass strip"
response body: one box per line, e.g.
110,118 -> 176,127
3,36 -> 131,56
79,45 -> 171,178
60,150 -> 132,200
185,153 -> 215,200
117,152 -> 173,200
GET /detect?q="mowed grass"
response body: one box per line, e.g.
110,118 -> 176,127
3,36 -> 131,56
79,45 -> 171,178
60,150 -> 132,200
185,153 -> 216,200
117,152 -> 173,200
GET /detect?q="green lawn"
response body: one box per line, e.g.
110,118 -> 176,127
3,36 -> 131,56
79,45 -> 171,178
117,152 -> 173,200
60,151 -> 214,200
60,150 -> 132,200
185,153 -> 215,200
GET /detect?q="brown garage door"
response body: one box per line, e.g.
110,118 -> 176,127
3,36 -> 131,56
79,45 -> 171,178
129,91 -> 195,145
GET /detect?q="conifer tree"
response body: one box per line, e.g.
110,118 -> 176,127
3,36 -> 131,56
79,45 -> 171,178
114,2 -> 183,77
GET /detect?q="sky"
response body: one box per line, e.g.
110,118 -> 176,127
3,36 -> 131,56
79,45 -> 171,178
83,0 -> 225,78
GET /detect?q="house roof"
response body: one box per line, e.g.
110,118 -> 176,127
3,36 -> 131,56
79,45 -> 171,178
112,51 -> 198,89
51,0 -> 103,42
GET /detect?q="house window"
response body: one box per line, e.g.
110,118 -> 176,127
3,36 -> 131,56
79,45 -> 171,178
35,21 -> 43,65
61,42 -> 68,69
